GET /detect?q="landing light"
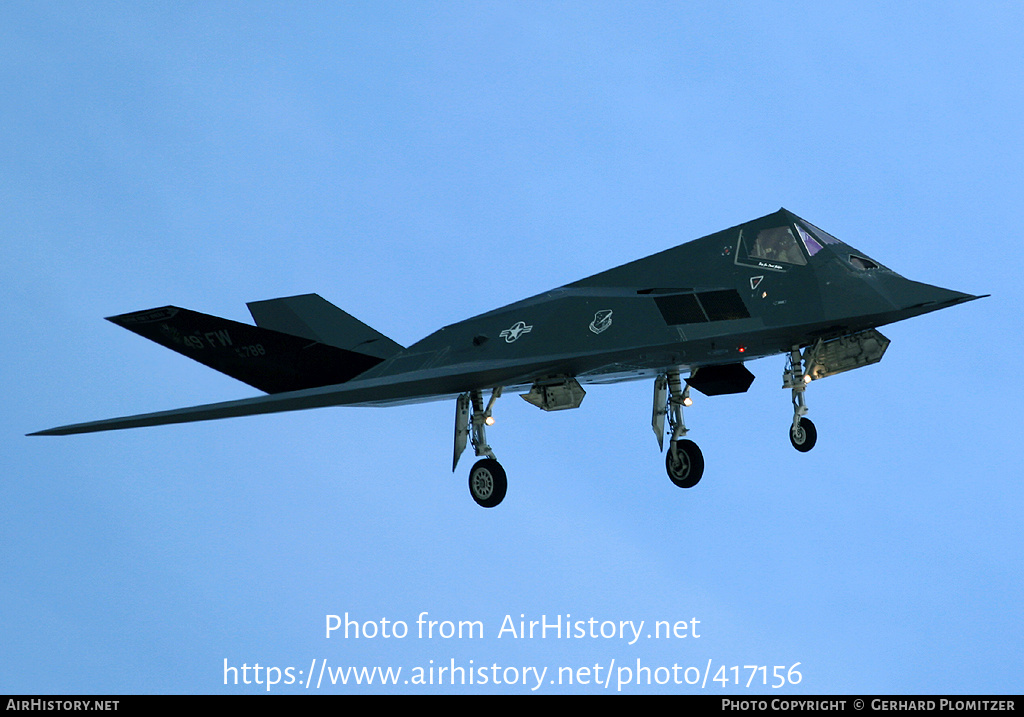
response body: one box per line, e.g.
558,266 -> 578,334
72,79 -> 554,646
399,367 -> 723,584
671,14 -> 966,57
682,397 -> 693,407
485,416 -> 495,426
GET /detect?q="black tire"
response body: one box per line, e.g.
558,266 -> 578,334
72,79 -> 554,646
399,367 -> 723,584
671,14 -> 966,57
665,439 -> 704,488
790,417 -> 817,452
468,458 -> 507,508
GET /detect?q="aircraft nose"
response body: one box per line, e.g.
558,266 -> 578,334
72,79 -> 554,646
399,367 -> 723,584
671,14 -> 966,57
873,272 -> 985,321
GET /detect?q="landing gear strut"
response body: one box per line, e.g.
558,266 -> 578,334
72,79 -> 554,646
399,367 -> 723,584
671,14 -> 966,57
653,370 -> 705,488
784,347 -> 817,452
454,388 -> 507,507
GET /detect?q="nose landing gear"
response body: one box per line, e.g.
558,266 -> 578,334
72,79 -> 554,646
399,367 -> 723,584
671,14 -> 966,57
784,346 -> 817,452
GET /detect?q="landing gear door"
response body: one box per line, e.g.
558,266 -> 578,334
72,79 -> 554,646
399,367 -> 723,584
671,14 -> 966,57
652,375 -> 667,451
453,393 -> 470,471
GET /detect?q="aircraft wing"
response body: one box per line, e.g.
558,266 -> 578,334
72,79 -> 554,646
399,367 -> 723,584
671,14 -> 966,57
28,354 -> 590,436
30,385 -> 362,436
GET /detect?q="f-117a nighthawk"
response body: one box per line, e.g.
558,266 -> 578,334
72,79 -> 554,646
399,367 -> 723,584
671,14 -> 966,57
32,209 -> 983,507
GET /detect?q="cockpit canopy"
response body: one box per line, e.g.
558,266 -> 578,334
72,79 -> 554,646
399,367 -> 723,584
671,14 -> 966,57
749,225 -> 808,265
738,210 -> 885,271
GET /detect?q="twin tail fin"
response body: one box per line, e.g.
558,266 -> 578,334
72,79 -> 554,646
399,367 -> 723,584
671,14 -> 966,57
107,294 -> 402,394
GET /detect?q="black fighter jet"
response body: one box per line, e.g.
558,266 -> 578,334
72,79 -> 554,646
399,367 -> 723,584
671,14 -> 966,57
32,209 -> 984,507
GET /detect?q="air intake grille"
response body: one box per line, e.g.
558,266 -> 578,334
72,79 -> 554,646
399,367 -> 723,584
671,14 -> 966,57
654,289 -> 749,325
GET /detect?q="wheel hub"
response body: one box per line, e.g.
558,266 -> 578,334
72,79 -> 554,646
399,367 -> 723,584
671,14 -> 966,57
471,469 -> 494,500
668,451 -> 690,478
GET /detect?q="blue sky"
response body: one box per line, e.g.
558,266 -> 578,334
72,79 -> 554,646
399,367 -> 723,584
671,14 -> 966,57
3,2 -> 1021,694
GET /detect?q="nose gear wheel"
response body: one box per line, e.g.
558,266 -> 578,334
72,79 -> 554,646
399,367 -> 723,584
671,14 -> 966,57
784,347 -> 818,453
789,418 -> 817,452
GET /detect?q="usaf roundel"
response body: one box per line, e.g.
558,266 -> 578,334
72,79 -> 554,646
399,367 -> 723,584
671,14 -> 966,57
499,321 -> 533,343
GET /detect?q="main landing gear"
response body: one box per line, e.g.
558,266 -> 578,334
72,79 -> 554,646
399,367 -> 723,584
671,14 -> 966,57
653,350 -> 820,491
468,458 -> 507,509
454,388 -> 508,507
653,370 -> 705,489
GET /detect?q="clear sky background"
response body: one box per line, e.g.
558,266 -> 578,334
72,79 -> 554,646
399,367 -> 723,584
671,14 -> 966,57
3,2 -> 1021,695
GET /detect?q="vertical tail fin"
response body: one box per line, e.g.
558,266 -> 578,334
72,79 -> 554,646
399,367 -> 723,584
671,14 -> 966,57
107,305 -> 386,394
246,294 -> 404,360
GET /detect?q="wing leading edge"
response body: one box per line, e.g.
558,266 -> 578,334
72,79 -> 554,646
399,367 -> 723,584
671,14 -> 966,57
29,384 -> 351,436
